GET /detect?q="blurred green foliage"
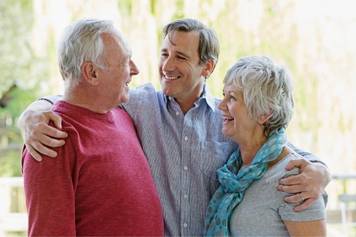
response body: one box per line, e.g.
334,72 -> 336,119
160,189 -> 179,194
0,0 -> 45,177
0,0 -> 33,95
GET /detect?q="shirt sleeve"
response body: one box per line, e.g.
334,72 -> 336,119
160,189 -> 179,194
287,142 -> 326,165
277,167 -> 326,221
22,136 -> 77,236
278,196 -> 326,221
122,83 -> 156,122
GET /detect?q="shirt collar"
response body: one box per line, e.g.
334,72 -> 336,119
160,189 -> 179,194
163,85 -> 216,111
201,85 -> 216,110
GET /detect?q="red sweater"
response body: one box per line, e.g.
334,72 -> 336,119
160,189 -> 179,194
22,101 -> 164,236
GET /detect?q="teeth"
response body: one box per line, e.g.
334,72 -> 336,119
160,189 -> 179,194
164,75 -> 179,80
224,117 -> 233,121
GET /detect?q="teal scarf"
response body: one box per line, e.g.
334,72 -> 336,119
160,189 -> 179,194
205,129 -> 287,236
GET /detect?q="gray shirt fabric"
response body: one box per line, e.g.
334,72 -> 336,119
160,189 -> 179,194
230,152 -> 326,237
124,84 -> 237,236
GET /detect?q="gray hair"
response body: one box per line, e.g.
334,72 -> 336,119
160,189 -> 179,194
224,56 -> 294,136
163,18 -> 219,66
58,19 -> 120,84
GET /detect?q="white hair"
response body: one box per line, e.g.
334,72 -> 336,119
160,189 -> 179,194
57,19 -> 121,85
224,56 -> 294,136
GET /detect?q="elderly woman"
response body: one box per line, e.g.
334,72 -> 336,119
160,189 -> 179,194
205,56 -> 326,236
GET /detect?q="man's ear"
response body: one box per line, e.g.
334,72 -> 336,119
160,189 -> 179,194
201,59 -> 215,79
81,61 -> 99,85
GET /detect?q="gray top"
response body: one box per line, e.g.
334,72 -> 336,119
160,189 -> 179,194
230,152 -> 326,237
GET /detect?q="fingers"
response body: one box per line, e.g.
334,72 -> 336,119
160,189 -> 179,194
39,133 -> 66,147
283,193 -> 316,211
293,198 -> 316,212
30,141 -> 57,158
284,192 -> 308,204
277,183 -> 306,194
26,145 -> 43,162
46,111 -> 63,129
280,173 -> 306,186
285,158 -> 310,171
37,123 -> 67,139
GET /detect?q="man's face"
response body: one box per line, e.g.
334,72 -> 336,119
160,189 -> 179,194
97,33 -> 139,106
159,31 -> 209,108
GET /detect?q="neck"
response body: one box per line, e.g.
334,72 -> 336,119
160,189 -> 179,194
63,84 -> 110,114
176,83 -> 204,114
236,129 -> 267,165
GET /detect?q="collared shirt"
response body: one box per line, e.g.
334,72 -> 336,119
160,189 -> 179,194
124,84 -> 237,236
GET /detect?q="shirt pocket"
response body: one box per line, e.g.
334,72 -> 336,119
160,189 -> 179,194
192,141 -> 233,194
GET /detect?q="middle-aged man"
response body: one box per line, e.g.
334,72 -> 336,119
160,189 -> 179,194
19,18 -> 330,236
22,19 -> 164,236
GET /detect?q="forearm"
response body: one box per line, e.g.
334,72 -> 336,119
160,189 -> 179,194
285,220 -> 326,237
287,143 -> 321,163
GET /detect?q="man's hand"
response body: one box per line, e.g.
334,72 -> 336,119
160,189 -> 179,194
277,158 -> 330,212
20,110 -> 67,161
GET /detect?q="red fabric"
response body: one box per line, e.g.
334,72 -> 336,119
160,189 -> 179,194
22,101 -> 164,236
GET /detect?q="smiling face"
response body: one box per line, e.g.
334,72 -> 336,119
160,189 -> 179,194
159,31 -> 212,112
96,32 -> 139,107
218,83 -> 261,144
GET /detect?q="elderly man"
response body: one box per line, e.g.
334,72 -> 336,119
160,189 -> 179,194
22,19 -> 163,236
19,19 -> 330,236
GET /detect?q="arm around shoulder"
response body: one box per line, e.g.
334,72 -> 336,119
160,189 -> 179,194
17,96 -> 67,160
18,99 -> 51,127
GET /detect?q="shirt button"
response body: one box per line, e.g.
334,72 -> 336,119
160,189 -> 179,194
184,136 -> 188,141
183,223 -> 188,228
184,194 -> 188,199
183,166 -> 188,171
175,111 -> 179,115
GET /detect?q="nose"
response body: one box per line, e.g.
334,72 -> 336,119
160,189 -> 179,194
218,98 -> 227,112
130,60 -> 139,76
161,56 -> 175,72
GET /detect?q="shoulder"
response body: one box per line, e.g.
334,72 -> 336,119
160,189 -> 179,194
112,107 -> 135,126
128,83 -> 160,100
274,155 -> 326,221
264,153 -> 300,183
123,83 -> 163,118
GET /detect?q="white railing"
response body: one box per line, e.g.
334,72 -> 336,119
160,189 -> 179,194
332,173 -> 356,227
0,177 -> 27,235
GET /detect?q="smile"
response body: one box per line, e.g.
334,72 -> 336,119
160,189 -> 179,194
223,116 -> 234,123
163,74 -> 181,81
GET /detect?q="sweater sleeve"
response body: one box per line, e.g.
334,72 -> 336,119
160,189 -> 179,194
22,136 -> 77,236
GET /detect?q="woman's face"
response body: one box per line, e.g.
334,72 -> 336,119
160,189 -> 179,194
218,83 -> 259,142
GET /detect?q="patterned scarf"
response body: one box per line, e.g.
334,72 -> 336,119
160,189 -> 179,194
205,128 -> 287,236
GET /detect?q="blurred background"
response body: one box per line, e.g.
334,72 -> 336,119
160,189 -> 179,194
0,0 -> 355,236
